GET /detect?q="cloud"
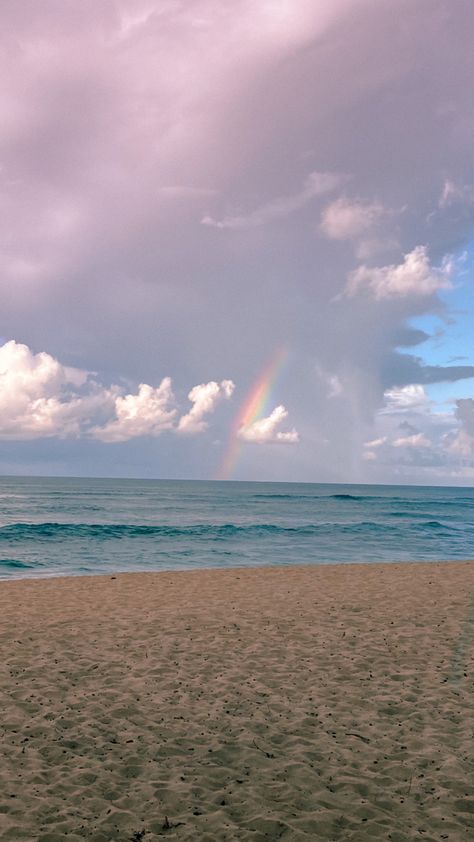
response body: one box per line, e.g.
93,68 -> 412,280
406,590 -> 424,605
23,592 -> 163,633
359,379 -> 474,480
398,420 -> 419,435
238,405 -> 299,444
439,179 -> 474,209
178,379 -> 235,434
315,363 -> 343,398
392,432 -> 431,448
1,1 -> 474,481
93,380 -> 176,443
0,340 -> 99,439
159,185 -> 218,200
0,340 -> 233,443
362,435 -> 386,461
455,398 -> 474,433
326,374 -> 342,398
382,384 -> 429,412
320,197 -> 385,240
346,246 -> 452,299
363,436 -> 387,448
201,171 -> 346,229
449,398 -> 474,456
381,355 -> 474,389
448,429 -> 474,457
320,196 -> 398,260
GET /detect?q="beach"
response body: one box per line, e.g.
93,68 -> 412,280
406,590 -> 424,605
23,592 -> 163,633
1,561 -> 473,841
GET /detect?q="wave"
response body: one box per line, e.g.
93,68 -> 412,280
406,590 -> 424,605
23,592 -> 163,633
33,504 -> 104,513
0,521 -> 311,540
251,493 -> 313,500
251,492 -> 417,502
0,558 -> 34,569
253,492 -> 399,502
0,519 -> 458,542
329,493 -> 367,500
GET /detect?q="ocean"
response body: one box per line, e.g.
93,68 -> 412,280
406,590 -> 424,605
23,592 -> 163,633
0,476 -> 473,580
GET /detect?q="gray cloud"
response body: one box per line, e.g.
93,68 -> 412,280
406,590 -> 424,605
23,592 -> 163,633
202,171 -> 346,230
456,399 -> 474,432
381,355 -> 474,389
0,0 -> 473,480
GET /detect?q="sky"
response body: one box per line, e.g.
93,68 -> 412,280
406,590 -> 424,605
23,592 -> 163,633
1,0 -> 474,484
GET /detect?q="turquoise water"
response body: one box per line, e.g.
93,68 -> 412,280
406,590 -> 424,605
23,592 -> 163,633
0,477 -> 473,579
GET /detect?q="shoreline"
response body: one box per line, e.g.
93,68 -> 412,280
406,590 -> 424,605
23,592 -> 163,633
1,561 -> 473,840
1,556 -> 473,586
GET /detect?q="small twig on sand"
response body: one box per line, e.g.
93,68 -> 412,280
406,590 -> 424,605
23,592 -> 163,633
345,732 -> 371,744
407,772 -> 414,795
162,816 -> 185,831
252,739 -> 275,758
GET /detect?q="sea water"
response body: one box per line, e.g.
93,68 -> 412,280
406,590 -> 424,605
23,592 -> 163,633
0,476 -> 473,579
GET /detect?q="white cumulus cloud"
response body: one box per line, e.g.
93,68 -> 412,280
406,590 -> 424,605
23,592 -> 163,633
382,384 -> 429,413
238,405 -> 299,444
0,340 -> 234,442
346,246 -> 452,299
178,379 -> 235,434
201,171 -> 346,230
93,380 -> 177,443
0,340 -> 98,439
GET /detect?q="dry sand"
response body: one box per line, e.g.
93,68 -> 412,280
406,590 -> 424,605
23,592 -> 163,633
0,562 -> 473,842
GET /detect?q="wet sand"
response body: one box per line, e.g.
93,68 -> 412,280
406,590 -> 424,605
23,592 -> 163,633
0,561 -> 473,841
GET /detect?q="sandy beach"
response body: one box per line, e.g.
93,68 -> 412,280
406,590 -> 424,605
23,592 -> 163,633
0,561 -> 473,841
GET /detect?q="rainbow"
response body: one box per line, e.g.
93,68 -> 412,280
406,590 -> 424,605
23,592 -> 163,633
215,345 -> 289,480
